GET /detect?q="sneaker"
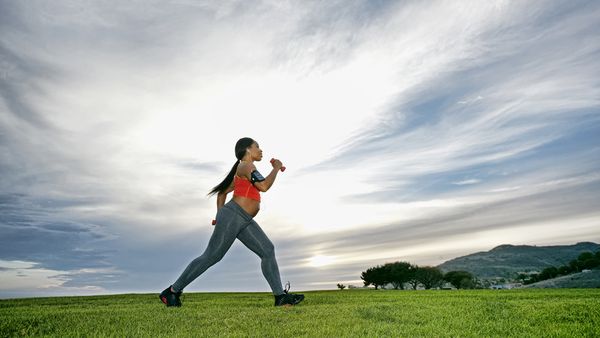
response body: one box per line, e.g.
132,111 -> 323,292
274,282 -> 304,307
159,285 -> 182,307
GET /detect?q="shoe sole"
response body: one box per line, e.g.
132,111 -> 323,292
160,294 -> 181,307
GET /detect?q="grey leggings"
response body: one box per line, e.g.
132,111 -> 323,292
171,200 -> 285,295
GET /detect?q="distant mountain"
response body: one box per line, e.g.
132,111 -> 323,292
437,242 -> 600,279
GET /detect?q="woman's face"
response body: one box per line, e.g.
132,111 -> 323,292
247,142 -> 263,161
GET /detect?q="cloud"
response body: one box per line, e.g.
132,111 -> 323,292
270,174 -> 600,289
1,0 -> 599,297
0,195 -> 115,271
0,259 -> 111,298
452,179 -> 482,186
311,1 -> 600,171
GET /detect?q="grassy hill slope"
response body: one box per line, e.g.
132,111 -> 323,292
523,269 -> 600,289
1,289 -> 600,337
437,241 -> 600,278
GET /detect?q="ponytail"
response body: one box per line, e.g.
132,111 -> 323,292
207,161 -> 239,196
207,137 -> 256,197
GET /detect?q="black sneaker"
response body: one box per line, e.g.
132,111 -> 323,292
159,285 -> 182,307
274,282 -> 304,307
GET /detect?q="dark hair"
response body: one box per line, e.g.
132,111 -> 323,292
208,137 -> 256,196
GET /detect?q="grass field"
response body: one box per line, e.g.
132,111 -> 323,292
1,288 -> 599,337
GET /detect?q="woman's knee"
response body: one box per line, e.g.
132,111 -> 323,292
261,241 -> 276,259
199,251 -> 224,265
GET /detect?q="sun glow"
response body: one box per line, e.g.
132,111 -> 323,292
308,255 -> 336,267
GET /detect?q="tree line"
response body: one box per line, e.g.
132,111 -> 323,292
520,250 -> 600,284
358,261 -> 477,290
349,249 -> 600,290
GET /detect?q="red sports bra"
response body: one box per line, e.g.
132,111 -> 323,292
233,176 -> 261,202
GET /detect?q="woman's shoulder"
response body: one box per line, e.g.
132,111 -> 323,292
236,161 -> 256,176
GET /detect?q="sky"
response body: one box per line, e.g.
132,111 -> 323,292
1,0 -> 599,299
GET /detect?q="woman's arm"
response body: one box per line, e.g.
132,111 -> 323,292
216,181 -> 235,209
249,159 -> 282,192
252,168 -> 279,192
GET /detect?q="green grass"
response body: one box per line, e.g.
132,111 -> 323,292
1,289 -> 599,337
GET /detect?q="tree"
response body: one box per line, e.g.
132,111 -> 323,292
415,266 -> 444,289
385,261 -> 413,290
459,276 -> 476,289
539,266 -> 559,281
361,265 -> 389,290
404,265 -> 419,290
444,271 -> 476,289
581,257 -> 600,270
577,251 -> 594,262
336,283 -> 346,290
361,267 -> 375,289
561,251 -> 600,273
517,273 -> 529,284
557,265 -> 571,276
525,273 -> 540,285
374,264 -> 391,289
569,259 -> 581,273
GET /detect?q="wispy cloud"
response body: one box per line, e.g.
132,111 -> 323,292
452,179 -> 482,186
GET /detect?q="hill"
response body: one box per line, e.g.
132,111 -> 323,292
523,269 -> 600,289
437,241 -> 600,279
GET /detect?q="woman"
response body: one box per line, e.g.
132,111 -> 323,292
159,137 -> 304,307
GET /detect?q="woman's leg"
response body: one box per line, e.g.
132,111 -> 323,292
236,220 -> 285,295
171,206 -> 244,293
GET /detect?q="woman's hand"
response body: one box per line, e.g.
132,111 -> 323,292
270,158 -> 285,171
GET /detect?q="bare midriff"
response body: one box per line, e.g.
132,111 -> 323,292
232,176 -> 261,217
232,196 -> 260,217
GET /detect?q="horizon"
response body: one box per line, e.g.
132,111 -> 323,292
1,1 -> 600,299
2,240 -> 597,299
